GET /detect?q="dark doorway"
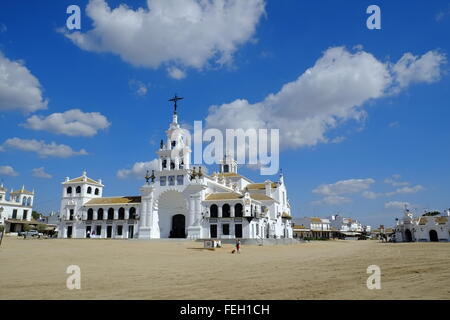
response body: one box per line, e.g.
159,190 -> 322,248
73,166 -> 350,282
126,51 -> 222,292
128,225 -> 134,238
170,214 -> 186,238
86,226 -> 91,238
235,224 -> 242,238
67,226 -> 72,238
405,229 -> 412,242
107,225 -> 112,238
96,225 -> 101,236
429,230 -> 439,242
210,224 -> 217,238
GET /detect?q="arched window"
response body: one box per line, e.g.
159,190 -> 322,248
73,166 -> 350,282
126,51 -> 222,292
26,197 -> 32,206
235,203 -> 243,217
76,186 -> 81,194
118,207 -> 125,220
129,207 -> 136,219
95,188 -> 99,195
87,187 -> 92,194
210,204 -> 218,218
87,208 -> 94,220
170,161 -> 175,170
107,208 -> 114,220
67,187 -> 72,195
97,208 -> 104,220
162,159 -> 167,169
22,197 -> 27,205
222,204 -> 231,218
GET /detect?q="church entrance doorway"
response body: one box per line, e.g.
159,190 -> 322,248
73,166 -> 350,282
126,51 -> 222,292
67,226 -> 72,238
210,224 -> 217,238
107,225 -> 112,238
128,225 -> 134,238
158,190 -> 187,238
170,214 -> 185,238
405,229 -> 412,242
429,230 -> 439,242
235,224 -> 242,238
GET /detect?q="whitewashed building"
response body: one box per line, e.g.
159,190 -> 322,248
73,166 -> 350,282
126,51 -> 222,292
292,217 -> 331,239
394,207 -> 450,242
0,184 -> 34,232
58,103 -> 293,240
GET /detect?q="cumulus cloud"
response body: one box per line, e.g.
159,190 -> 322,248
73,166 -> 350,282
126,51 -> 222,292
63,0 -> 265,76
384,175 -> 409,187
312,178 -> 374,206
385,201 -> 410,210
312,195 -> 351,206
117,159 -> 159,179
394,185 -> 424,194
22,109 -> 110,137
129,79 -> 149,96
2,138 -> 88,158
0,51 -> 48,113
313,178 -> 375,196
32,167 -> 52,179
0,165 -> 19,176
167,67 -> 186,80
205,47 -> 446,150
392,50 -> 446,90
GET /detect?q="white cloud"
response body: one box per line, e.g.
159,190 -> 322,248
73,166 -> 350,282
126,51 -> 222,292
385,201 -> 410,210
362,191 -> 384,199
0,51 -> 48,113
2,138 -> 88,158
22,109 -> 110,137
0,23 -> 6,33
392,51 -> 446,90
205,47 -> 446,150
384,175 -> 409,187
32,167 -> 52,179
117,159 -> 159,179
63,0 -> 265,76
0,165 -> 19,176
312,195 -> 351,206
313,178 -> 375,196
167,67 -> 186,80
129,79 -> 149,96
395,185 -> 424,194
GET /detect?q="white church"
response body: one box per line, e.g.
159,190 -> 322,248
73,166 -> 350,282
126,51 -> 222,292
394,206 -> 450,242
58,98 -> 293,240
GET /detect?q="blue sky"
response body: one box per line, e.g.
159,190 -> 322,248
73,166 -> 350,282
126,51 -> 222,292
0,0 -> 449,227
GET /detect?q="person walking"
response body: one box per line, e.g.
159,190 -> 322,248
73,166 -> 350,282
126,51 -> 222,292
236,239 -> 241,254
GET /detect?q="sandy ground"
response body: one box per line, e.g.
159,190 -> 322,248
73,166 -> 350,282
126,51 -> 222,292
0,237 -> 449,300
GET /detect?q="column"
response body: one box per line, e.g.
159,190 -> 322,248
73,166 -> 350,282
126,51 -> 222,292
230,205 -> 235,218
113,209 -> 118,220
125,208 -> 129,220
93,210 -> 98,220
194,195 -> 201,226
218,206 -> 223,218
189,196 -> 195,227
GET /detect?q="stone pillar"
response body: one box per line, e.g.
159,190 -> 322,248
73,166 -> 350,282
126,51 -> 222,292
93,211 -> 98,220
125,208 -> 129,220
218,206 -> 223,218
230,205 -> 235,218
113,209 -> 118,220
194,194 -> 202,226
189,196 -> 195,227
138,183 -> 157,239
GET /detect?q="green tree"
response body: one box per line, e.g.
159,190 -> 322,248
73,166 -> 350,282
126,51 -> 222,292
32,211 -> 43,220
423,211 -> 441,217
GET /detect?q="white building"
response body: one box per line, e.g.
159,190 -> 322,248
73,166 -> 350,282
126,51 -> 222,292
292,217 -> 331,239
58,104 -> 293,240
394,207 -> 450,242
0,183 -> 34,232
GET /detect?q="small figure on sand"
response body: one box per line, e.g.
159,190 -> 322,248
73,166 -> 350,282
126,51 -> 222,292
235,239 -> 241,254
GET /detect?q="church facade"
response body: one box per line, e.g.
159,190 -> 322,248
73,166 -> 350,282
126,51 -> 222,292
394,207 -> 450,242
58,103 -> 293,240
